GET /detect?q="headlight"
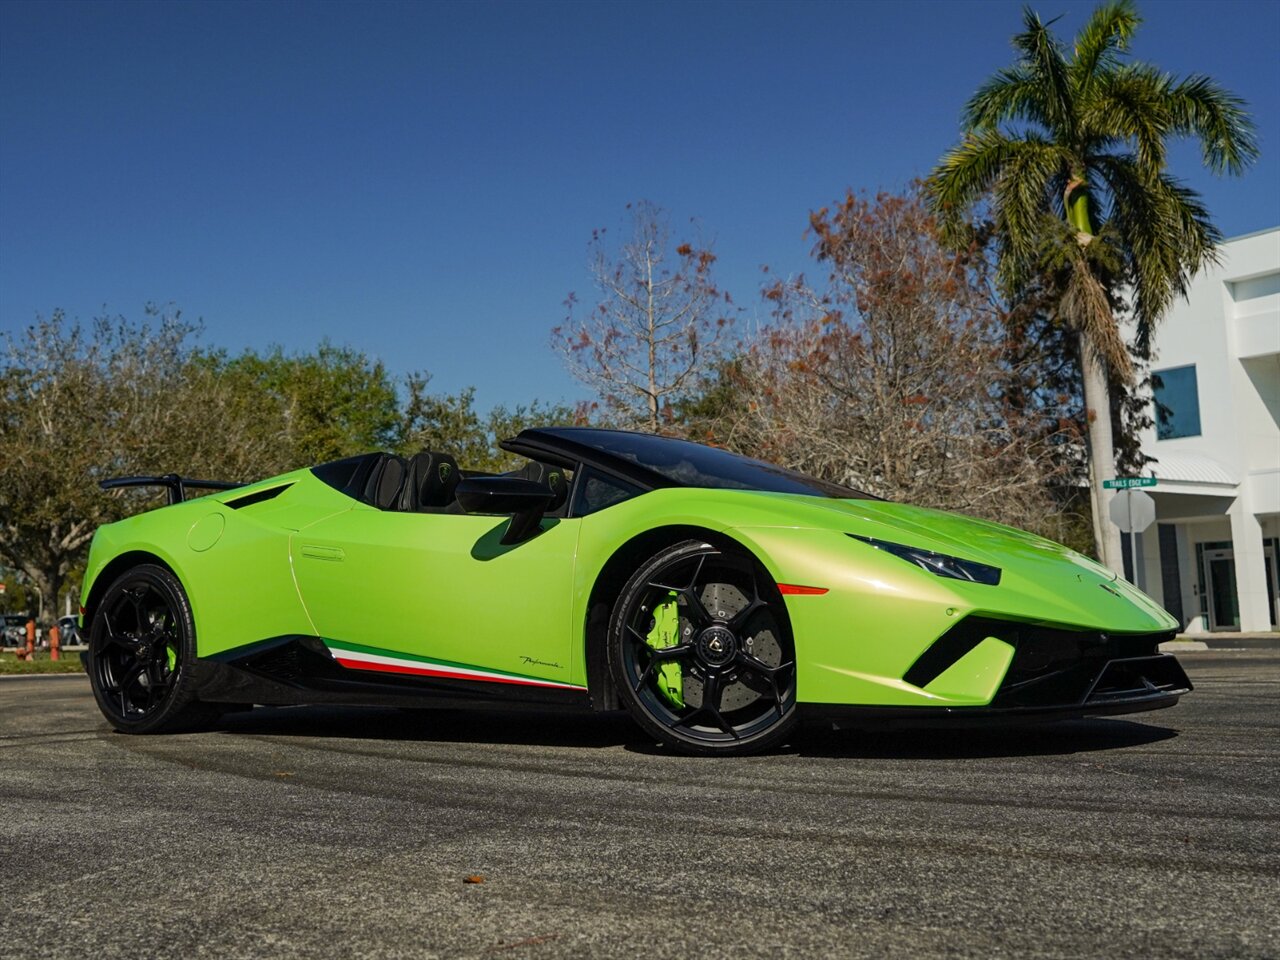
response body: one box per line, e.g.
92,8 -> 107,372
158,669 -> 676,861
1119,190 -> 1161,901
848,534 -> 1002,586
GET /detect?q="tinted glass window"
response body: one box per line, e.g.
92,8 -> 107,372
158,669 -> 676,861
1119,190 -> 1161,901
1153,365 -> 1202,440
567,430 -> 874,499
574,467 -> 645,516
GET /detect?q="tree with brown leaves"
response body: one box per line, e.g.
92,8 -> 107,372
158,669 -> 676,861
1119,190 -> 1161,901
553,201 -> 736,432
703,187 -> 1085,544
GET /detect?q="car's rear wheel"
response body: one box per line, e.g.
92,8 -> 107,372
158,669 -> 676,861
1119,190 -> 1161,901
87,564 -> 215,734
608,539 -> 798,756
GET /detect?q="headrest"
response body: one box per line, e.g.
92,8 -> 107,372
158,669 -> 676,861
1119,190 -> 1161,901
363,455 -> 407,514
404,451 -> 461,510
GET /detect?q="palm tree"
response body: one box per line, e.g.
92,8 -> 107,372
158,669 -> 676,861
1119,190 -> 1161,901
927,0 -> 1257,572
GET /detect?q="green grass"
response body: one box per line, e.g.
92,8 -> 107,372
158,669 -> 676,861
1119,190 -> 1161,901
0,651 -> 84,675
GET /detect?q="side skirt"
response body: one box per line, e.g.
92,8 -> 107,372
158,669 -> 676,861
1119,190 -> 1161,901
192,635 -> 592,712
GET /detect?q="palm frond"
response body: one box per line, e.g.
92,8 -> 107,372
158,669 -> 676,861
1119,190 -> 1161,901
991,135 -> 1071,284
1165,74 -> 1260,175
1070,0 -> 1140,90
964,66 -> 1047,130
927,129 -> 1018,244
1012,6 -> 1074,137
1095,154 -> 1221,350
1082,63 -> 1170,173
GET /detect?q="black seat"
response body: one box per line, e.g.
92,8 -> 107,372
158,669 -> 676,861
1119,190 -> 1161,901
402,451 -> 461,511
515,460 -> 569,512
362,454 -> 407,510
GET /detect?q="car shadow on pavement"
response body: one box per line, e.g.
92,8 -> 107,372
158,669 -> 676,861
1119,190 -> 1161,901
211,707 -> 1178,757
792,717 -> 1179,759
214,704 -> 649,749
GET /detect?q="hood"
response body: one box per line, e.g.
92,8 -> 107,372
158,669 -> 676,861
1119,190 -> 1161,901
746,494 -> 1176,633
809,498 -> 1111,575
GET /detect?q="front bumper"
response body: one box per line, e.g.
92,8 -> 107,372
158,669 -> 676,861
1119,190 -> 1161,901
803,652 -> 1192,728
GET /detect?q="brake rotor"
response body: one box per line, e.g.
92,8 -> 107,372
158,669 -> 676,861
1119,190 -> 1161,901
680,582 -> 780,713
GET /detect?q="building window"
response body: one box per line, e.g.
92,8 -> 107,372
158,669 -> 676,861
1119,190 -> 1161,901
1153,364 -> 1202,440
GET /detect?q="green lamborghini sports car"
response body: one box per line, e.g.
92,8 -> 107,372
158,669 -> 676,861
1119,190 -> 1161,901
80,427 -> 1190,755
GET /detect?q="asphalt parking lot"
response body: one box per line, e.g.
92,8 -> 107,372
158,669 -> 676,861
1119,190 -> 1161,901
1,651 -> 1277,959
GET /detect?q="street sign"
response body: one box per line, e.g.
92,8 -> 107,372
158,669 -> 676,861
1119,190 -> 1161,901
1103,476 -> 1157,489
1109,488 -> 1156,533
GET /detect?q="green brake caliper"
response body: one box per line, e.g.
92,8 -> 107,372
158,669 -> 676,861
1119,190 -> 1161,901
646,591 -> 684,708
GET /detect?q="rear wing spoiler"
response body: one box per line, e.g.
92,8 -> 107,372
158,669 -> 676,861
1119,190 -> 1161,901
99,474 -> 246,506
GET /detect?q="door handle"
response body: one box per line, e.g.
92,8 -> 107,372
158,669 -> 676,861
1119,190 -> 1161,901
300,545 -> 345,562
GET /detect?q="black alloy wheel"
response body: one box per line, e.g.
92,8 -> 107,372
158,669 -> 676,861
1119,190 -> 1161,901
87,564 -> 213,734
609,539 -> 798,755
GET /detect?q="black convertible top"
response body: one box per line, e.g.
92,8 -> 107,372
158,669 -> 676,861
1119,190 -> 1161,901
503,427 -> 874,500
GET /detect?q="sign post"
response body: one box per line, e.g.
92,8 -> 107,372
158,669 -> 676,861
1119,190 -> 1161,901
1107,480 -> 1157,582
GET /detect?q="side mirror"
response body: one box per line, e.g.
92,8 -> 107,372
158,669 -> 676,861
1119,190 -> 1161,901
455,476 -> 555,545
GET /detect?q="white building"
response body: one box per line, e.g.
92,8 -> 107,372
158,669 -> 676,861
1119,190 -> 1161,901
1130,227 -> 1280,634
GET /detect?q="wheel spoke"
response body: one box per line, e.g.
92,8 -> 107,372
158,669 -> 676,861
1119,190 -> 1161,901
737,654 -> 795,709
692,672 -> 738,739
100,631 -> 132,653
678,586 -> 713,628
634,644 -> 693,692
737,652 -> 792,679
648,552 -> 703,593
116,661 -> 145,713
100,611 -> 139,654
122,662 -> 145,692
727,597 -> 767,633
128,591 -> 148,632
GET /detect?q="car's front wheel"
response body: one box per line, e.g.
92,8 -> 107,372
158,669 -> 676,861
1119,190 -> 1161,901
87,564 -> 215,734
608,539 -> 798,756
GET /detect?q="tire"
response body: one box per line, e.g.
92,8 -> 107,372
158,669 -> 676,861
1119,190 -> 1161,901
86,564 -> 217,734
607,539 -> 799,756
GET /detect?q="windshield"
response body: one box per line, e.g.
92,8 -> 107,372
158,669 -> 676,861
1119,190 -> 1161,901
559,429 -> 877,500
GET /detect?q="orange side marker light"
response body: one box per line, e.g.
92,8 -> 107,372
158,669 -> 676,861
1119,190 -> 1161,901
777,583 -> 828,596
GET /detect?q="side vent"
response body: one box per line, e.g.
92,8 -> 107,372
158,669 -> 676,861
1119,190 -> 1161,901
224,483 -> 294,509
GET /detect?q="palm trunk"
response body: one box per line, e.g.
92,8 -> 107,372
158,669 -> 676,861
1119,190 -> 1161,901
1080,335 -> 1125,575
1065,181 -> 1125,575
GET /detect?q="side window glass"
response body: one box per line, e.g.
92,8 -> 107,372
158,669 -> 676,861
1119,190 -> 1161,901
574,467 -> 644,516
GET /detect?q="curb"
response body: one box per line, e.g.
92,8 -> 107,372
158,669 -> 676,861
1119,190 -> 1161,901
1160,640 -> 1208,652
1177,636 -> 1280,651
0,672 -> 87,680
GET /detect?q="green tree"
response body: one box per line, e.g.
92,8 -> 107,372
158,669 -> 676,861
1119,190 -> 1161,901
0,308 -> 281,620
398,374 -> 577,472
212,343 -> 401,467
927,0 -> 1256,570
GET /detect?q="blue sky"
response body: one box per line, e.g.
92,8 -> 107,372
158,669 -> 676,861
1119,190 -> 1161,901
2,0 -> 1277,410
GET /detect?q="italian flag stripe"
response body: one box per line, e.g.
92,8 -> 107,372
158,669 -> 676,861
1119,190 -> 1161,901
324,643 -> 585,691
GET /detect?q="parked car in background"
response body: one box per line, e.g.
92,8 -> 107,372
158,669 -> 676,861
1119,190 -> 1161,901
57,615 -> 82,646
2,614 -> 32,647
